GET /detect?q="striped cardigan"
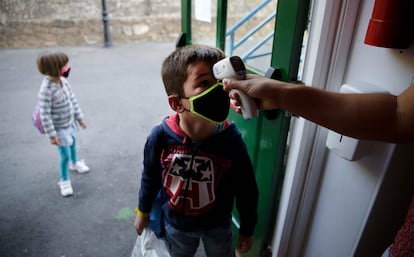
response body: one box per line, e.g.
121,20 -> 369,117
38,77 -> 84,138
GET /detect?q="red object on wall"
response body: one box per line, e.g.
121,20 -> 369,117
364,0 -> 413,49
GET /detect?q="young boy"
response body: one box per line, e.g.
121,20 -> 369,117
134,44 -> 259,257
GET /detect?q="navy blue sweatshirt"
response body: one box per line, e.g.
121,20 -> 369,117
138,114 -> 259,236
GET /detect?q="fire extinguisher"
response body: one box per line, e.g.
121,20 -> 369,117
364,0 -> 413,49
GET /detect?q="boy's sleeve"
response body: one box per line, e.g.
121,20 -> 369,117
234,137 -> 259,237
138,125 -> 164,213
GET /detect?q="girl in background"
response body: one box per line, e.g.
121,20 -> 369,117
37,51 -> 89,197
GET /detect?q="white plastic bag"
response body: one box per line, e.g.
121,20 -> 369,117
131,228 -> 206,257
131,228 -> 170,257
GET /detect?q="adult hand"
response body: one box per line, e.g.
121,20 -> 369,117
223,75 -> 288,111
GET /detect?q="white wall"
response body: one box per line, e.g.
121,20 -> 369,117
301,0 -> 414,257
272,0 -> 414,257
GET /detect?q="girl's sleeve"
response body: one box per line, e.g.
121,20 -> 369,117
138,125 -> 164,213
65,80 -> 84,121
38,84 -> 56,137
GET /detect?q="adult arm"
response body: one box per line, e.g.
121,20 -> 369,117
224,77 -> 414,143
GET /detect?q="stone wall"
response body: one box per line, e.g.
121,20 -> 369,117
0,0 -> 276,48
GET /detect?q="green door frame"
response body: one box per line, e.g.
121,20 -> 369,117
259,1 -> 311,254
179,1 -> 310,255
180,0 -> 192,45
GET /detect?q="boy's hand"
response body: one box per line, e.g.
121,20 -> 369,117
134,214 -> 149,235
78,120 -> 87,129
237,234 -> 254,253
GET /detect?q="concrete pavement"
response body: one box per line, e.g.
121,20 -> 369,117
0,42 -> 174,257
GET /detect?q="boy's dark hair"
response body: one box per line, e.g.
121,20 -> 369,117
161,44 -> 226,96
37,52 -> 69,78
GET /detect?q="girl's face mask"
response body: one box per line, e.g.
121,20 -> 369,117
61,66 -> 71,78
182,82 -> 230,124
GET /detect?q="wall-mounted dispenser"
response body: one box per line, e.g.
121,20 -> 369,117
364,0 -> 413,49
325,82 -> 389,161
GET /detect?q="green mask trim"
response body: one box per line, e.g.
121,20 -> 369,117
186,82 -> 230,124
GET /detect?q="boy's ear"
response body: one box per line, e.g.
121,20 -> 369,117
168,95 -> 185,112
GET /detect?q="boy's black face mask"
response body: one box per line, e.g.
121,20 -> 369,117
182,82 -> 230,124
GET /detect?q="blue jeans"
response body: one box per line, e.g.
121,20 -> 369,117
57,136 -> 77,181
164,222 -> 235,257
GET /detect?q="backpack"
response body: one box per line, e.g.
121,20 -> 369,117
32,101 -> 46,134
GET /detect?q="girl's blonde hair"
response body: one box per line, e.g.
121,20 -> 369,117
36,51 -> 69,78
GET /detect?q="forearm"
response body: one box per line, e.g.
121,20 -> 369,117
279,84 -> 403,142
138,173 -> 161,212
71,96 -> 84,120
225,77 -> 413,143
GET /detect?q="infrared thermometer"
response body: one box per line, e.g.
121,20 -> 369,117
213,56 -> 258,119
